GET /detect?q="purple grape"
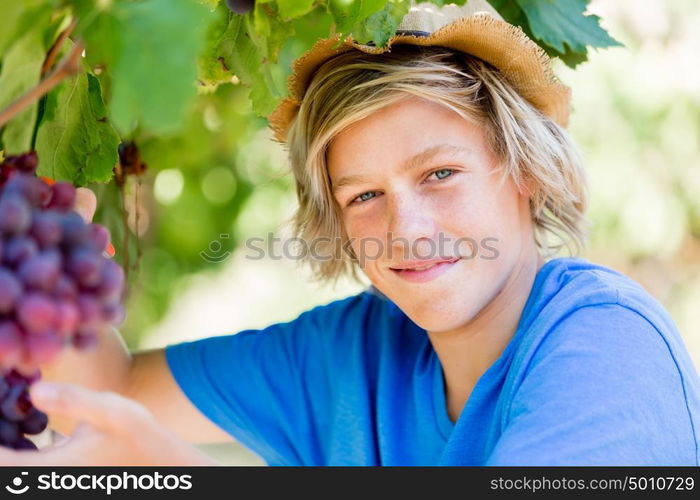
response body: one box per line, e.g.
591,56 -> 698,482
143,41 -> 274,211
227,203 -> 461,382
19,408 -> 47,435
26,332 -> 63,365
1,156 -> 20,168
97,261 -> 125,303
73,328 -> 98,350
0,378 -> 8,400
18,252 -> 61,292
13,437 -> 37,450
0,268 -> 23,313
87,224 -> 110,252
59,211 -> 89,246
0,384 -> 31,421
3,370 -> 30,386
77,294 -> 102,325
52,273 -> 78,300
0,195 -> 31,234
67,248 -> 104,287
0,420 -> 20,444
0,167 -> 16,185
3,175 -> 51,208
102,303 -> 125,324
17,152 -> 38,173
16,293 -> 57,334
48,182 -> 76,211
54,300 -> 79,339
225,0 -> 255,14
3,236 -> 38,267
16,369 -> 40,384
30,211 -> 62,247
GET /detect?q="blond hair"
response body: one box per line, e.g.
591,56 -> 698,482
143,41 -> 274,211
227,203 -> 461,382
282,45 -> 589,284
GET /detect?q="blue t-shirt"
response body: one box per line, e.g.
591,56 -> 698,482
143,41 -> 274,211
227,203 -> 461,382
164,257 -> 700,465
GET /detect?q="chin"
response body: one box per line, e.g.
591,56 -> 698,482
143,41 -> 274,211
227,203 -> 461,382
392,294 -> 479,334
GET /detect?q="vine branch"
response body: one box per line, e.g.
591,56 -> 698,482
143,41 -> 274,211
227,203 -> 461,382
0,39 -> 84,129
41,18 -> 79,77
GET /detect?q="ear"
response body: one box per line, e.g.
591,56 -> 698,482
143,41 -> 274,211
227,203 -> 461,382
518,174 -> 537,198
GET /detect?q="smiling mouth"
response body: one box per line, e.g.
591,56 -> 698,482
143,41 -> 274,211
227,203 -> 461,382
390,257 -> 460,272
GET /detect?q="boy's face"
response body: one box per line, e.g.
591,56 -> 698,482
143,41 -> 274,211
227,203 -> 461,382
328,95 -> 536,333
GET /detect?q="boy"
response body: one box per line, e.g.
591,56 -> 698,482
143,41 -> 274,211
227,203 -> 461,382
5,0 -> 699,466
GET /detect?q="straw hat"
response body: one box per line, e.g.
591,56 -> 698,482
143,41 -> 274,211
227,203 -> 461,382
268,0 -> 571,143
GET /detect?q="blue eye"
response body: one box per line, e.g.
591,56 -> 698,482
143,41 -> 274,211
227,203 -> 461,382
432,169 -> 454,180
351,191 -> 377,205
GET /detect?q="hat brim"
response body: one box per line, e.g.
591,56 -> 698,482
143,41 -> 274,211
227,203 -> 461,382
268,12 -> 571,143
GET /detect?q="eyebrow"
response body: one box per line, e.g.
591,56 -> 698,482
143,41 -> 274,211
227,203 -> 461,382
331,144 -> 472,195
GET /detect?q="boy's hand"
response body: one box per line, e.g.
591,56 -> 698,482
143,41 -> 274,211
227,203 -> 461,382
0,381 -> 217,466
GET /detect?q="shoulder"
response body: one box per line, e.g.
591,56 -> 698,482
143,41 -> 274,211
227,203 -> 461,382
258,286 -> 407,355
290,286 -> 402,332
517,257 -> 689,368
506,258 -> 700,462
521,257 -> 679,339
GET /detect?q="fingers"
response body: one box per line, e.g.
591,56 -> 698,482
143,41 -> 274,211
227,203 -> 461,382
0,424 -> 96,466
0,445 -> 46,465
74,187 -> 97,222
29,381 -> 151,435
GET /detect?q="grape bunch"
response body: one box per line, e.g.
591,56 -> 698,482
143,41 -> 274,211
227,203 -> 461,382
0,151 -> 125,450
225,0 -> 255,15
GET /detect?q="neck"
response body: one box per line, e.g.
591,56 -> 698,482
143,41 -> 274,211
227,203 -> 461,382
427,243 -> 544,423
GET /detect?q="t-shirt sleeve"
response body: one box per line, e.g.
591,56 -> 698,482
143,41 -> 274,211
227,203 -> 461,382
164,294 -> 365,465
485,304 -> 697,466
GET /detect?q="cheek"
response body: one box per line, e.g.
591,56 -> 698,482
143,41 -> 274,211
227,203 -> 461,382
343,208 -> 387,265
431,187 -> 525,269
343,198 -> 392,237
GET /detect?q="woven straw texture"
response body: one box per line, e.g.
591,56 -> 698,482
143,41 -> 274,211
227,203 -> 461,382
268,0 -> 571,142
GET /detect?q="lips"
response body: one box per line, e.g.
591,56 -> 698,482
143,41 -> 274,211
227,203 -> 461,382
389,257 -> 460,271
389,257 -> 461,284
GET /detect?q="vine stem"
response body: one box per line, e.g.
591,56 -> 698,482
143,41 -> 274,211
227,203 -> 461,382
41,18 -> 78,77
0,40 -> 84,129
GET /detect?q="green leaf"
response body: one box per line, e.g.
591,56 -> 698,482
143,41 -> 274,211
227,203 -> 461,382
359,0 -> 390,18
253,2 -> 272,39
328,0 -> 363,34
216,12 -> 286,116
198,0 -> 220,9
277,0 -> 315,20
543,44 -> 589,69
0,13 -> 51,153
0,0 -> 55,57
353,0 -> 411,46
428,0 -> 468,6
36,68 -> 120,185
260,4 -> 295,63
78,7 -> 123,72
515,0 -> 622,54
108,0 -> 211,134
197,3 -> 236,89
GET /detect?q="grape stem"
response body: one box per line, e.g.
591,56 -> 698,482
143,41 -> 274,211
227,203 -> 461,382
41,18 -> 79,77
0,39 -> 85,129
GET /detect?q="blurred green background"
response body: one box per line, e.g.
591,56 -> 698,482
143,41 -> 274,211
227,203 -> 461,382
87,0 -> 699,464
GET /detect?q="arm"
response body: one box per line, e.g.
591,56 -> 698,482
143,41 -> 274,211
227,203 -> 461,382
40,326 -> 232,444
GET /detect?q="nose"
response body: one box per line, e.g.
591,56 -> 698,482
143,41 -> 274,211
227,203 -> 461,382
385,192 -> 439,261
